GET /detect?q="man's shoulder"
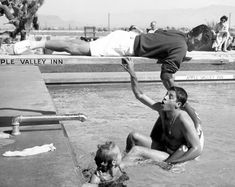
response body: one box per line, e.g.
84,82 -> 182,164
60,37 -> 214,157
177,111 -> 194,127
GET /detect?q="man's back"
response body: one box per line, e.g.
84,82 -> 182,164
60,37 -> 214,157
133,30 -> 187,64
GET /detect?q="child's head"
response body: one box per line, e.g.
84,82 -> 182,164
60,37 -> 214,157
94,141 -> 122,173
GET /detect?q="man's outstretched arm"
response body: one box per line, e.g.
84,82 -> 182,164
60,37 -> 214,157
121,58 -> 161,110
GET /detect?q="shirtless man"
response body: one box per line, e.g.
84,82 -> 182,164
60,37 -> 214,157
122,57 -> 203,166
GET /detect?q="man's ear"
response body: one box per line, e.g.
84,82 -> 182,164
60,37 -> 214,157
176,101 -> 182,108
112,160 -> 117,166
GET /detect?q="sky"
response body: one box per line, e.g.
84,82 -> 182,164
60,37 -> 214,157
38,0 -> 235,21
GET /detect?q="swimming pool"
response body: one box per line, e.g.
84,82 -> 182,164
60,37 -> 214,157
48,82 -> 235,186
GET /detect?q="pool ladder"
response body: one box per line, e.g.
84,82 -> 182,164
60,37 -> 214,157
11,113 -> 87,135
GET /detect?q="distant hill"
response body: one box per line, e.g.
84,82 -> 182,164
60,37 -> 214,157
37,15 -> 82,29
39,5 -> 235,29
109,5 -> 235,28
1,5 -> 235,30
0,15 -> 82,30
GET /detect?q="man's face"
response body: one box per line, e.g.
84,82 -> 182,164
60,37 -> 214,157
187,33 -> 204,51
220,19 -> 226,23
161,90 -> 179,111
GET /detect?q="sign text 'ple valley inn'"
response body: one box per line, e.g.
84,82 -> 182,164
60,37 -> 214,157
0,58 -> 64,65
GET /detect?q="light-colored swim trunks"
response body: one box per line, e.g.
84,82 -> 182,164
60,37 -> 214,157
89,30 -> 138,56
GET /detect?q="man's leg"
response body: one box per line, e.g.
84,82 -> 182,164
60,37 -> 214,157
45,40 -> 91,55
13,39 -> 91,55
125,145 -> 169,162
126,131 -> 152,153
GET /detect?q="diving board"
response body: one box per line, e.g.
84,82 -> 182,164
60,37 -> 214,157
0,55 -> 156,65
0,51 -> 235,66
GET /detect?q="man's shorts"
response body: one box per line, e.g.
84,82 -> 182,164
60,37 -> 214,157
89,30 -> 138,56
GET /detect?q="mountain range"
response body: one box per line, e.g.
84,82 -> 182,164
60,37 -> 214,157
0,5 -> 235,30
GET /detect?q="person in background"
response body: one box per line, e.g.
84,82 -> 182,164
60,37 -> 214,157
212,15 -> 230,52
146,21 -> 158,33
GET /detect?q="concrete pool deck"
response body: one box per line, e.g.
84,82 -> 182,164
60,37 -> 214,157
0,52 -> 235,186
0,66 -> 83,187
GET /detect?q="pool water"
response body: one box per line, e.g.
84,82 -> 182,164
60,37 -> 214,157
48,82 -> 235,186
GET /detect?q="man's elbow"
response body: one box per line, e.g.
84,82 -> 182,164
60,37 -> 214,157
192,145 -> 203,159
133,91 -> 143,100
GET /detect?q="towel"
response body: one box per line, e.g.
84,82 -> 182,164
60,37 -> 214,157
3,143 -> 56,157
0,132 -> 11,139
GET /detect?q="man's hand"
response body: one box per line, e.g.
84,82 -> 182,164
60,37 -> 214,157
121,57 -> 135,75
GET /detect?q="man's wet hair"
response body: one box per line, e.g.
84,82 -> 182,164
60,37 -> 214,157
94,141 -> 119,173
189,24 -> 213,45
169,86 -> 188,106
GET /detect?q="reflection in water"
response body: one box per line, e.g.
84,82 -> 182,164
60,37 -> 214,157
48,82 -> 235,186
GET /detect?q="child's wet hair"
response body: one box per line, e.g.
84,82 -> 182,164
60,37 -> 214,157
94,141 -> 119,172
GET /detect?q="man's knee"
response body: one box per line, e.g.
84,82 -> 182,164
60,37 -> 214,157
127,131 -> 141,142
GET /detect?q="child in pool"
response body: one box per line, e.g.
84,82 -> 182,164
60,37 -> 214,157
82,141 -> 129,187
